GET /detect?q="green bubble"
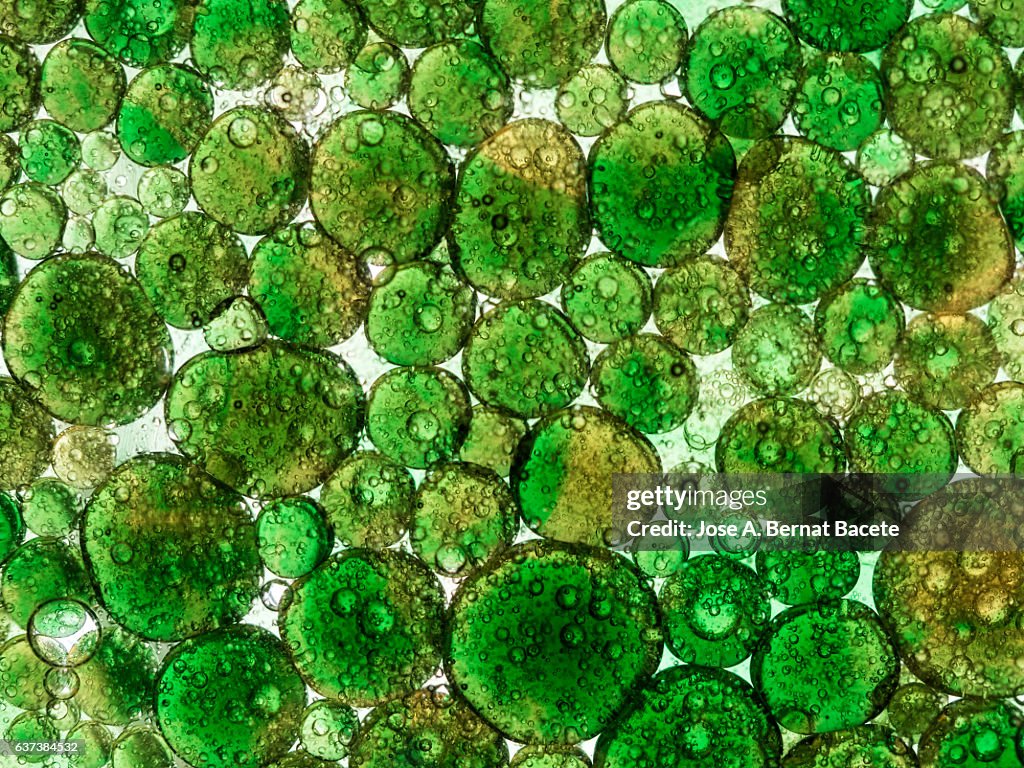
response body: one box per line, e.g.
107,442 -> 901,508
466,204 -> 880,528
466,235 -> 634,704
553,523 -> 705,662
480,0 -> 605,88
167,341 -> 364,498
753,600 -> 899,734
3,254 -> 172,425
0,0 -> 82,43
1,537 -> 92,628
814,279 -> 905,375
356,0 -> 474,47
512,406 -> 660,546
344,42 -> 409,110
684,7 -> 801,139
0,36 -> 41,132
0,379 -> 52,490
117,64 -> 214,167
20,478 -> 80,538
203,296 -> 268,352
41,39 -> 126,133
716,397 -> 847,474
291,0 -> 366,73
987,131 -> 1024,252
111,728 -> 175,768
137,212 -> 249,329
320,451 -> 413,549
653,255 -> 749,355
783,726 -> 918,768
0,494 -> 23,566
756,549 -> 859,606
447,540 -> 661,744
311,110 -> 453,264
661,554 -> 769,667
93,196 -> 149,259
67,722 -> 113,768
726,136 -> 869,304
870,162 -> 1013,312
192,0 -> 288,90
299,700 -> 359,762
732,304 -> 821,397
0,636 -> 48,710
561,252 -> 652,345
84,0 -> 192,67
0,182 -> 66,259
63,170 -> 108,215
17,120 -> 80,186
555,64 -> 628,137
463,300 -> 588,419
366,366 -> 470,470
987,272 -> 1024,380
366,261 -> 474,366
793,52 -> 884,152
83,454 -> 259,641
591,333 -> 698,434
256,496 -> 332,579
846,391 -> 957,492
956,382 -> 1024,475
882,14 -> 1014,160
783,0 -> 911,52
590,102 -> 736,267
350,689 -> 508,768
138,166 -> 190,218
452,119 -> 588,299
885,683 -> 946,742
0,134 -> 18,194
595,664 -> 781,768
281,548 -> 445,706
411,462 -> 517,577
82,131 -> 120,170
895,312 -> 999,411
191,106 -> 310,236
970,0 -> 1024,48
409,39 -> 512,148
919,699 -> 1020,768
51,427 -> 117,490
75,626 -> 157,725
156,625 -> 306,768
458,406 -> 527,479
606,0 -> 686,84
856,129 -> 914,187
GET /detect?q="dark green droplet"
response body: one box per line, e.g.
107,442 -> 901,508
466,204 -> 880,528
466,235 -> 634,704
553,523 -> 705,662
409,39 -> 512,148
257,496 -> 332,579
726,136 -> 869,304
590,102 -> 736,267
111,727 -> 175,768
752,600 -> 899,734
793,52 -> 885,154
0,36 -> 41,132
783,725 -> 918,768
463,300 -> 588,419
783,0 -> 911,52
20,477 -> 80,538
0,379 -> 53,490
84,0 -> 193,68
137,212 -> 249,329
919,699 -> 1020,767
366,366 -> 470,470
987,131 -> 1024,253
0,182 -> 65,259
0,0 -> 82,43
156,625 -> 306,768
191,106 -> 310,236
166,341 -> 364,498
75,626 -> 157,725
755,549 -> 859,606
3,254 -> 172,426
452,119 -> 589,299
118,64 -> 214,167
684,7 -> 801,139
280,548 -> 445,706
447,540 -> 662,744
83,454 -> 260,641
1,537 -> 92,628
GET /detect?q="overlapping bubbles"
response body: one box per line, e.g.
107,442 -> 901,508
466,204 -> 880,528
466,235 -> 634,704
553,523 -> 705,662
0,0 -> 1022,765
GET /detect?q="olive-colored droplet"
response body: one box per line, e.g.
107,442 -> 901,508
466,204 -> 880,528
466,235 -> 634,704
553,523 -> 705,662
606,0 -> 687,85
3,254 -> 172,426
856,129 -> 914,187
320,451 -> 413,549
0,36 -> 41,132
137,166 -> 190,218
166,341 -> 364,498
202,295 -> 269,352
783,725 -> 918,768
41,39 -> 126,134
191,0 -> 288,90
458,406 -> 527,479
344,42 -> 409,110
0,0 -> 81,43
299,700 -> 359,761
956,382 -> 1024,475
0,182 -> 66,259
355,0 -> 475,48
51,426 -> 117,490
290,0 -> 366,74
556,65 -> 628,137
